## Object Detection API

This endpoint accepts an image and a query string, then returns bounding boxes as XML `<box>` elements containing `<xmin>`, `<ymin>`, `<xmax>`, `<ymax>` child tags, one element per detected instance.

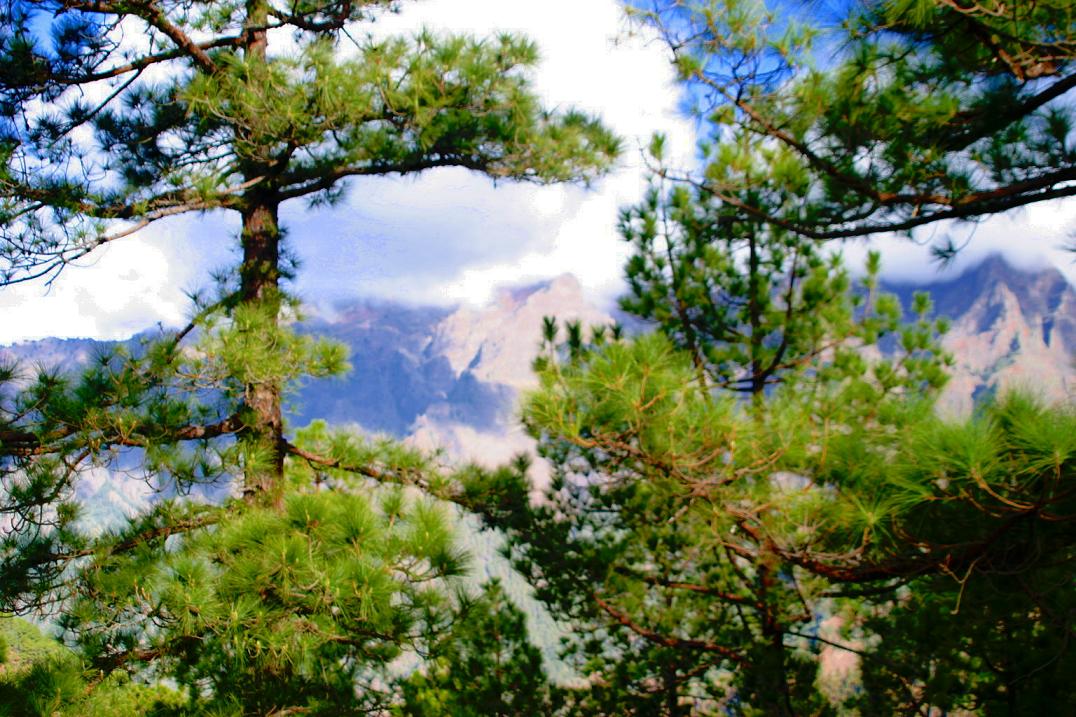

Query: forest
<box><xmin>0</xmin><ymin>0</ymin><xmax>1074</xmax><ymax>714</ymax></box>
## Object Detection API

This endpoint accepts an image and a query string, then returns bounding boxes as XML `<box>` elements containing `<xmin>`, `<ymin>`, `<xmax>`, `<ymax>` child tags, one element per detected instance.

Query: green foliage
<box><xmin>0</xmin><ymin>617</ymin><xmax>182</xmax><ymax>717</ymax></box>
<box><xmin>0</xmin><ymin>291</ymin><xmax>491</xmax><ymax>713</ymax></box>
<box><xmin>0</xmin><ymin>296</ymin><xmax>347</xmax><ymax>607</ymax></box>
<box><xmin>473</xmin><ymin>321</ymin><xmax>1076</xmax><ymax>713</ymax></box>
<box><xmin>1</xmin><ymin>654</ymin><xmax>88</xmax><ymax>717</ymax></box>
<box><xmin>471</xmin><ymin>196</ymin><xmax>1066</xmax><ymax>712</ymax></box>
<box><xmin>629</xmin><ymin>0</ymin><xmax>1075</xmax><ymax>245</ymax></box>
<box><xmin>396</xmin><ymin>580</ymin><xmax>562</xmax><ymax>716</ymax></box>
<box><xmin>483</xmin><ymin>143</ymin><xmax>952</xmax><ymax>710</ymax></box>
<box><xmin>51</xmin><ymin>483</ymin><xmax>466</xmax><ymax>714</ymax></box>
<box><xmin>471</xmin><ymin>334</ymin><xmax>841</xmax><ymax>713</ymax></box>
<box><xmin>0</xmin><ymin>1</ymin><xmax>619</xmax><ymax>284</ymax></box>
<box><xmin>619</xmin><ymin>169</ymin><xmax>951</xmax><ymax>400</ymax></box>
<box><xmin>0</xmin><ymin>617</ymin><xmax>66</xmax><ymax>673</ymax></box>
<box><xmin>2</xmin><ymin>0</ymin><xmax>1073</xmax><ymax>714</ymax></box>
<box><xmin>840</xmin><ymin>394</ymin><xmax>1076</xmax><ymax>714</ymax></box>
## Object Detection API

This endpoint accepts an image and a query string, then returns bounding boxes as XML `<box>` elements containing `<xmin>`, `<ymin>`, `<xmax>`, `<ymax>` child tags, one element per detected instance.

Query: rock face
<box><xmin>300</xmin><ymin>256</ymin><xmax>1076</xmax><ymax>460</ymax></box>
<box><xmin>883</xmin><ymin>255</ymin><xmax>1076</xmax><ymax>415</ymax></box>
<box><xmin>407</xmin><ymin>275</ymin><xmax>611</xmax><ymax>465</ymax></box>
<box><xmin>294</xmin><ymin>274</ymin><xmax>609</xmax><ymax>449</ymax></box>
<box><xmin>3</xmin><ymin>256</ymin><xmax>1074</xmax><ymax>467</ymax></box>
<box><xmin>294</xmin><ymin>302</ymin><xmax>456</xmax><ymax>435</ymax></box>
<box><xmin>431</xmin><ymin>275</ymin><xmax>611</xmax><ymax>393</ymax></box>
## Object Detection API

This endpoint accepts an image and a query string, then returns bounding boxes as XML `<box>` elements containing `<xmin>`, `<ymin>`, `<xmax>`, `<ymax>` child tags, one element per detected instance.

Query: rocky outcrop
<box><xmin>405</xmin><ymin>257</ymin><xmax>1076</xmax><ymax>462</ymax></box>
<box><xmin>430</xmin><ymin>274</ymin><xmax>611</xmax><ymax>392</ymax></box>
<box><xmin>884</xmin><ymin>255</ymin><xmax>1076</xmax><ymax>415</ymax></box>
<box><xmin>5</xmin><ymin>256</ymin><xmax>1073</xmax><ymax>465</ymax></box>
<box><xmin>407</xmin><ymin>274</ymin><xmax>611</xmax><ymax>466</ymax></box>
<box><xmin>292</xmin><ymin>274</ymin><xmax>611</xmax><ymax>467</ymax></box>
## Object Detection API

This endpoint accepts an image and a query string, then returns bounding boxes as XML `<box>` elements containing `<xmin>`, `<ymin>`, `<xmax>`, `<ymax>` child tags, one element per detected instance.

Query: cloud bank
<box><xmin>2</xmin><ymin>1</ymin><xmax>1071</xmax><ymax>343</ymax></box>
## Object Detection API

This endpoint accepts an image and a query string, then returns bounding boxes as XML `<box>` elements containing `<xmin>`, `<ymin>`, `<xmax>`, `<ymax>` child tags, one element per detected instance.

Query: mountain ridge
<box><xmin>4</xmin><ymin>254</ymin><xmax>1073</xmax><ymax>457</ymax></box>
<box><xmin>882</xmin><ymin>256</ymin><xmax>1076</xmax><ymax>415</ymax></box>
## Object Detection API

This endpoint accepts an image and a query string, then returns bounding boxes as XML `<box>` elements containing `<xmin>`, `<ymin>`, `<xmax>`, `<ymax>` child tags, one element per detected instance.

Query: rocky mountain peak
<box><xmin>431</xmin><ymin>273</ymin><xmax>611</xmax><ymax>392</ymax></box>
<box><xmin>887</xmin><ymin>254</ymin><xmax>1075</xmax><ymax>348</ymax></box>
<box><xmin>4</xmin><ymin>255</ymin><xmax>1073</xmax><ymax>458</ymax></box>
<box><xmin>889</xmin><ymin>254</ymin><xmax>1076</xmax><ymax>414</ymax></box>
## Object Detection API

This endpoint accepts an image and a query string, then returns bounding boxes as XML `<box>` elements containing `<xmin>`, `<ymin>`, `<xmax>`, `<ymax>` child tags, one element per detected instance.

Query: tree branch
<box><xmin>594</xmin><ymin>593</ymin><xmax>747</xmax><ymax>664</ymax></box>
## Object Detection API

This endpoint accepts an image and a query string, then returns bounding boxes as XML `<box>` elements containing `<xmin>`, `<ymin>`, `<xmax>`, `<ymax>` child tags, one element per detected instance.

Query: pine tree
<box><xmin>395</xmin><ymin>579</ymin><xmax>562</xmax><ymax>717</ymax></box>
<box><xmin>619</xmin><ymin>133</ymin><xmax>951</xmax><ymax>403</ymax></box>
<box><xmin>629</xmin><ymin>0</ymin><xmax>1075</xmax><ymax>252</ymax></box>
<box><xmin>451</xmin><ymin>2</ymin><xmax>1074</xmax><ymax>711</ymax></box>
<box><xmin>0</xmin><ymin>1</ymin><xmax>617</xmax><ymax>711</ymax></box>
<box><xmin>463</xmin><ymin>77</ymin><xmax>956</xmax><ymax>716</ymax></box>
<box><xmin>458</xmin><ymin>102</ymin><xmax>951</xmax><ymax>713</ymax></box>
<box><xmin>489</xmin><ymin>317</ymin><xmax>947</xmax><ymax>714</ymax></box>
<box><xmin>0</xmin><ymin>0</ymin><xmax>617</xmax><ymax>501</ymax></box>
<box><xmin>467</xmin><ymin>158</ymin><xmax>1073</xmax><ymax>713</ymax></box>
<box><xmin>478</xmin><ymin>286</ymin><xmax>1073</xmax><ymax>714</ymax></box>
<box><xmin>844</xmin><ymin>393</ymin><xmax>1076</xmax><ymax>715</ymax></box>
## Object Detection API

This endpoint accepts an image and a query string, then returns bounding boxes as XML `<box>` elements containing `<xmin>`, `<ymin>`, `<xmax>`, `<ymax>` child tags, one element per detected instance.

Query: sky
<box><xmin>2</xmin><ymin>0</ymin><xmax>1074</xmax><ymax>344</ymax></box>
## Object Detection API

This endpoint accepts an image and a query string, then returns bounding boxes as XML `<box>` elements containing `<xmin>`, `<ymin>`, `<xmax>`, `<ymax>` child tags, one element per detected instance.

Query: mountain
<box><xmin>4</xmin><ymin>255</ymin><xmax>1074</xmax><ymax>465</ymax></box>
<box><xmin>3</xmin><ymin>255</ymin><xmax>1072</xmax><ymax>679</ymax></box>
<box><xmin>883</xmin><ymin>255</ymin><xmax>1076</xmax><ymax>415</ymax></box>
<box><xmin>295</xmin><ymin>274</ymin><xmax>611</xmax><ymax>468</ymax></box>
<box><xmin>317</xmin><ymin>256</ymin><xmax>1076</xmax><ymax>461</ymax></box>
<box><xmin>293</xmin><ymin>302</ymin><xmax>456</xmax><ymax>435</ymax></box>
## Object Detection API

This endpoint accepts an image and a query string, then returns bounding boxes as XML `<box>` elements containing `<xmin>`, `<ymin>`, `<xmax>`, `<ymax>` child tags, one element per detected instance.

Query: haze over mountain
<box><xmin>4</xmin><ymin>255</ymin><xmax>1074</xmax><ymax>468</ymax></box>
<box><xmin>296</xmin><ymin>254</ymin><xmax>1076</xmax><ymax>461</ymax></box>
<box><xmin>885</xmin><ymin>254</ymin><xmax>1076</xmax><ymax>415</ymax></box>
<box><xmin>296</xmin><ymin>274</ymin><xmax>611</xmax><ymax>467</ymax></box>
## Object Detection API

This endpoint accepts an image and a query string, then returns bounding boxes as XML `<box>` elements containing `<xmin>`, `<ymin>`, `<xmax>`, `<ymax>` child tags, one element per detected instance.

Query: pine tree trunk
<box><xmin>757</xmin><ymin>563</ymin><xmax>795</xmax><ymax>717</ymax></box>
<box><xmin>239</xmin><ymin>196</ymin><xmax>286</xmax><ymax>509</ymax></box>
<box><xmin>662</xmin><ymin>660</ymin><xmax>684</xmax><ymax>716</ymax></box>
<box><xmin>236</xmin><ymin>0</ymin><xmax>285</xmax><ymax>509</ymax></box>
<box><xmin>747</xmin><ymin>226</ymin><xmax>766</xmax><ymax>411</ymax></box>
<box><xmin>759</xmin><ymin>631</ymin><xmax>794</xmax><ymax>717</ymax></box>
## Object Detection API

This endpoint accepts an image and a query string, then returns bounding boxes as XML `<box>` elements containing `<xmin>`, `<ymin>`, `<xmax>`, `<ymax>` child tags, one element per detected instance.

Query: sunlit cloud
<box><xmin>3</xmin><ymin>1</ymin><xmax>1071</xmax><ymax>344</ymax></box>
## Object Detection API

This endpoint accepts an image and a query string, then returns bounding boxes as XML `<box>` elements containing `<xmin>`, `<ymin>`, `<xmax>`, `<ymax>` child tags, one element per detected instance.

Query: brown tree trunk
<box><xmin>244</xmin><ymin>0</ymin><xmax>268</xmax><ymax>60</ymax></box>
<box><xmin>236</xmin><ymin>0</ymin><xmax>285</xmax><ymax>509</ymax></box>
<box><xmin>747</xmin><ymin>226</ymin><xmax>766</xmax><ymax>418</ymax></box>
<box><xmin>663</xmin><ymin>660</ymin><xmax>684</xmax><ymax>716</ymax></box>
<box><xmin>239</xmin><ymin>197</ymin><xmax>286</xmax><ymax>509</ymax></box>
<box><xmin>756</xmin><ymin>562</ymin><xmax>795</xmax><ymax>717</ymax></box>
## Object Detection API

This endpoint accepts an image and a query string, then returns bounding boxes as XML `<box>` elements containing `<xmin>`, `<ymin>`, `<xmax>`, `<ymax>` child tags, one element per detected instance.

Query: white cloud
<box><xmin>840</xmin><ymin>198</ymin><xmax>1076</xmax><ymax>285</ymax></box>
<box><xmin>287</xmin><ymin>0</ymin><xmax>696</xmax><ymax>308</ymax></box>
<box><xmin>1</xmin><ymin>214</ymin><xmax>234</xmax><ymax>343</ymax></box>
<box><xmin>3</xmin><ymin>1</ymin><xmax>1071</xmax><ymax>343</ymax></box>
<box><xmin>5</xmin><ymin>1</ymin><xmax>692</xmax><ymax>342</ymax></box>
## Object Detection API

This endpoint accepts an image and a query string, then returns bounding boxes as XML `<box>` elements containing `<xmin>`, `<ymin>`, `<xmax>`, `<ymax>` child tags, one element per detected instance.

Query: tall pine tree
<box><xmin>0</xmin><ymin>1</ymin><xmax>617</xmax><ymax>711</ymax></box>
<box><xmin>0</xmin><ymin>0</ymin><xmax>618</xmax><ymax>501</ymax></box>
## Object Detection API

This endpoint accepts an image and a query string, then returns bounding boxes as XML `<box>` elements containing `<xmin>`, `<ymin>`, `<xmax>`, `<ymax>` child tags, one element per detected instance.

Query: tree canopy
<box><xmin>629</xmin><ymin>0</ymin><xmax>1075</xmax><ymax>252</ymax></box>
<box><xmin>0</xmin><ymin>1</ymin><xmax>618</xmax><ymax>713</ymax></box>
<box><xmin>0</xmin><ymin>0</ymin><xmax>618</xmax><ymax>285</ymax></box>
<box><xmin>2</xmin><ymin>1</ymin><xmax>1075</xmax><ymax>715</ymax></box>
<box><xmin>460</xmin><ymin>3</ymin><xmax>1076</xmax><ymax>712</ymax></box>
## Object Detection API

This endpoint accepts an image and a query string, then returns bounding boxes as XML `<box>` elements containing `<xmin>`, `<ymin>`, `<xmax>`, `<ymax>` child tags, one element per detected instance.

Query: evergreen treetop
<box><xmin>629</xmin><ymin>0</ymin><xmax>1075</xmax><ymax>253</ymax></box>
